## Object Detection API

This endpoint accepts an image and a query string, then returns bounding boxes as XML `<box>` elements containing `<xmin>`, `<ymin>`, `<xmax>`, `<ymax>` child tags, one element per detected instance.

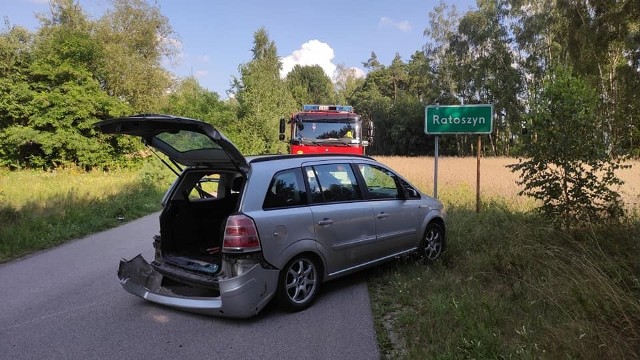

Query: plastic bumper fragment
<box><xmin>117</xmin><ymin>254</ymin><xmax>279</xmax><ymax>318</ymax></box>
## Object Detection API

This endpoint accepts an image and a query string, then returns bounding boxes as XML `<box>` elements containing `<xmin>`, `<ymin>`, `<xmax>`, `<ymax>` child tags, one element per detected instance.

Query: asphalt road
<box><xmin>0</xmin><ymin>213</ymin><xmax>380</xmax><ymax>359</ymax></box>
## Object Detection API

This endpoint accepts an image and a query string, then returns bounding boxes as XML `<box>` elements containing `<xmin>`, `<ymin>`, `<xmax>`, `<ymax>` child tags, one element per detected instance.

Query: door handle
<box><xmin>318</xmin><ymin>219</ymin><xmax>334</xmax><ymax>226</ymax></box>
<box><xmin>376</xmin><ymin>212</ymin><xmax>389</xmax><ymax>220</ymax></box>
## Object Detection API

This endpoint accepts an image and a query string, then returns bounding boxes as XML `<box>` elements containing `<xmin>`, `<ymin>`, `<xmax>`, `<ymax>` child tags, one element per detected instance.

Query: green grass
<box><xmin>0</xmin><ymin>162</ymin><xmax>172</xmax><ymax>261</ymax></box>
<box><xmin>369</xmin><ymin>190</ymin><xmax>640</xmax><ymax>359</ymax></box>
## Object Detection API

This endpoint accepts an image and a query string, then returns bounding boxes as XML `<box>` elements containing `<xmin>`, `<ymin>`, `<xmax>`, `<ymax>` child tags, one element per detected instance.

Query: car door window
<box><xmin>187</xmin><ymin>173</ymin><xmax>220</xmax><ymax>200</ymax></box>
<box><xmin>358</xmin><ymin>164</ymin><xmax>401</xmax><ymax>199</ymax></box>
<box><xmin>263</xmin><ymin>168</ymin><xmax>307</xmax><ymax>209</ymax></box>
<box><xmin>305</xmin><ymin>164</ymin><xmax>360</xmax><ymax>203</ymax></box>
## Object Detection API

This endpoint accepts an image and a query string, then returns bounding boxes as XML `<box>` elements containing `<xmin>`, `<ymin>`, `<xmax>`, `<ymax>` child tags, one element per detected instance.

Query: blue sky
<box><xmin>4</xmin><ymin>0</ymin><xmax>476</xmax><ymax>98</ymax></box>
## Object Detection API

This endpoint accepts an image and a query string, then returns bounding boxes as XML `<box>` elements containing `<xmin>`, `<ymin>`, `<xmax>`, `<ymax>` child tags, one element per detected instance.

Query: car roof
<box><xmin>247</xmin><ymin>153</ymin><xmax>373</xmax><ymax>164</ymax></box>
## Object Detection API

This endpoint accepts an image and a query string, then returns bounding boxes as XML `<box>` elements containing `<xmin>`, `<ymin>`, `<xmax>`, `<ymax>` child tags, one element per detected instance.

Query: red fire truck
<box><xmin>279</xmin><ymin>104</ymin><xmax>373</xmax><ymax>155</ymax></box>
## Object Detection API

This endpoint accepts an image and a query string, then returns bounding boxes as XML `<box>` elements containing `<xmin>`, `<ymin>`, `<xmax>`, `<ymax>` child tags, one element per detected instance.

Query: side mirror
<box><xmin>405</xmin><ymin>187</ymin><xmax>419</xmax><ymax>198</ymax></box>
<box><xmin>365</xmin><ymin>120</ymin><xmax>374</xmax><ymax>145</ymax></box>
<box><xmin>279</xmin><ymin>118</ymin><xmax>286</xmax><ymax>134</ymax></box>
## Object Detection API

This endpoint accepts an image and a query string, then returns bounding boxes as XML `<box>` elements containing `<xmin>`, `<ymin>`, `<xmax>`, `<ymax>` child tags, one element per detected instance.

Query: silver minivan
<box><xmin>97</xmin><ymin>114</ymin><xmax>446</xmax><ymax>318</ymax></box>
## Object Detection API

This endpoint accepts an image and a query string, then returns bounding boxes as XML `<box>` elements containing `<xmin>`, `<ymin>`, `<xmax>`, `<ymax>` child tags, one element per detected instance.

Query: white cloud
<box><xmin>378</xmin><ymin>17</ymin><xmax>411</xmax><ymax>32</ymax></box>
<box><xmin>281</xmin><ymin>40</ymin><xmax>337</xmax><ymax>79</ymax></box>
<box><xmin>196</xmin><ymin>55</ymin><xmax>210</xmax><ymax>63</ymax></box>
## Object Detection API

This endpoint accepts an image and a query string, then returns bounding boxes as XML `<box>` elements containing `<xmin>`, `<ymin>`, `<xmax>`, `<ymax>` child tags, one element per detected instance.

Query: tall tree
<box><xmin>285</xmin><ymin>64</ymin><xmax>335</xmax><ymax>107</ymax></box>
<box><xmin>233</xmin><ymin>27</ymin><xmax>296</xmax><ymax>154</ymax></box>
<box><xmin>362</xmin><ymin>51</ymin><xmax>384</xmax><ymax>71</ymax></box>
<box><xmin>449</xmin><ymin>0</ymin><xmax>523</xmax><ymax>155</ymax></box>
<box><xmin>350</xmin><ymin>79</ymin><xmax>392</xmax><ymax>155</ymax></box>
<box><xmin>0</xmin><ymin>24</ymin><xmax>35</xmax><ymax>130</ymax></box>
<box><xmin>161</xmin><ymin>77</ymin><xmax>237</xmax><ymax>130</ymax></box>
<box><xmin>94</xmin><ymin>0</ymin><xmax>177</xmax><ymax>112</ymax></box>
<box><xmin>424</xmin><ymin>2</ymin><xmax>460</xmax><ymax>102</ymax></box>
<box><xmin>405</xmin><ymin>50</ymin><xmax>436</xmax><ymax>102</ymax></box>
<box><xmin>560</xmin><ymin>0</ymin><xmax>640</xmax><ymax>156</ymax></box>
<box><xmin>334</xmin><ymin>64</ymin><xmax>364</xmax><ymax>104</ymax></box>
<box><xmin>36</xmin><ymin>0</ymin><xmax>89</xmax><ymax>31</ymax></box>
<box><xmin>387</xmin><ymin>53</ymin><xmax>408</xmax><ymax>102</ymax></box>
<box><xmin>358</xmin><ymin>54</ymin><xmax>406</xmax><ymax>101</ymax></box>
<box><xmin>509</xmin><ymin>0</ymin><xmax>640</xmax><ymax>156</ymax></box>
<box><xmin>0</xmin><ymin>0</ymin><xmax>132</xmax><ymax>169</ymax></box>
<box><xmin>423</xmin><ymin>2</ymin><xmax>475</xmax><ymax>155</ymax></box>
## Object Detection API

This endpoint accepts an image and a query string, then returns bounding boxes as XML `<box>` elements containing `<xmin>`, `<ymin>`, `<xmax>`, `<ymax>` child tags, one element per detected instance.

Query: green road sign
<box><xmin>425</xmin><ymin>104</ymin><xmax>493</xmax><ymax>134</ymax></box>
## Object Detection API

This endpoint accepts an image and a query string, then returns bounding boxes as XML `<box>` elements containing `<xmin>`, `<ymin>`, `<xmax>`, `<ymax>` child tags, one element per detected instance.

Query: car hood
<box><xmin>96</xmin><ymin>114</ymin><xmax>248</xmax><ymax>172</ymax></box>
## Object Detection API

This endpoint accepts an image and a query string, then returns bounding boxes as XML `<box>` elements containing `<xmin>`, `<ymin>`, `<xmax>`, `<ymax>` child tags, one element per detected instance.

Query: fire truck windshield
<box><xmin>296</xmin><ymin>121</ymin><xmax>359</xmax><ymax>143</ymax></box>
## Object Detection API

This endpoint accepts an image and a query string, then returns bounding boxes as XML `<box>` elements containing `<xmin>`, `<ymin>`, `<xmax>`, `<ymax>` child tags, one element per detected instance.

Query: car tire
<box><xmin>419</xmin><ymin>222</ymin><xmax>445</xmax><ymax>261</ymax></box>
<box><xmin>278</xmin><ymin>255</ymin><xmax>321</xmax><ymax>312</ymax></box>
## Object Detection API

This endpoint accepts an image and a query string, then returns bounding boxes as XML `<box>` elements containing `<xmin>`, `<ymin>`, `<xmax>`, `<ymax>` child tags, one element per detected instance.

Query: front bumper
<box><xmin>117</xmin><ymin>254</ymin><xmax>279</xmax><ymax>318</ymax></box>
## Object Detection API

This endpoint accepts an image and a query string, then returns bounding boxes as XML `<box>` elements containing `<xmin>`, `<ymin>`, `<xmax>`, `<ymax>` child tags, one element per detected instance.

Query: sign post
<box><xmin>425</xmin><ymin>104</ymin><xmax>493</xmax><ymax>212</ymax></box>
<box><xmin>433</xmin><ymin>135</ymin><xmax>438</xmax><ymax>198</ymax></box>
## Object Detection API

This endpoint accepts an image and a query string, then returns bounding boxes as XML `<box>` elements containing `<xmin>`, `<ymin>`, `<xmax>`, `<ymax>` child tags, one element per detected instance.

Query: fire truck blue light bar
<box><xmin>303</xmin><ymin>104</ymin><xmax>353</xmax><ymax>112</ymax></box>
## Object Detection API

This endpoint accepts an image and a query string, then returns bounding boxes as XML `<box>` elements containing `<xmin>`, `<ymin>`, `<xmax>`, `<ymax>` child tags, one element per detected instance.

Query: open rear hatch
<box><xmin>96</xmin><ymin>114</ymin><xmax>248</xmax><ymax>172</ymax></box>
<box><xmin>97</xmin><ymin>114</ymin><xmax>248</xmax><ymax>292</ymax></box>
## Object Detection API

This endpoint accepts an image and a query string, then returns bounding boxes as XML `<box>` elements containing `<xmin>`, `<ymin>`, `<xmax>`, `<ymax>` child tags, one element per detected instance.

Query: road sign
<box><xmin>425</xmin><ymin>104</ymin><xmax>493</xmax><ymax>134</ymax></box>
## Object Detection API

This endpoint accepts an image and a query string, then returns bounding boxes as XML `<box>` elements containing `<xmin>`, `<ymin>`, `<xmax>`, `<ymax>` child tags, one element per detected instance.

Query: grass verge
<box><xmin>369</xmin><ymin>194</ymin><xmax>640</xmax><ymax>358</ymax></box>
<box><xmin>0</xmin><ymin>163</ymin><xmax>170</xmax><ymax>262</ymax></box>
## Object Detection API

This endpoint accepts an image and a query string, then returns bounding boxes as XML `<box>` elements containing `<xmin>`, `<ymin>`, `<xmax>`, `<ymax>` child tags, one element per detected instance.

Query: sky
<box><xmin>4</xmin><ymin>0</ymin><xmax>477</xmax><ymax>98</ymax></box>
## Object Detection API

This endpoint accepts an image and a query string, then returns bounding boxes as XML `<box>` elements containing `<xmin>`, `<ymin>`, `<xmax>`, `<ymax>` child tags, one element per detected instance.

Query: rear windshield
<box><xmin>156</xmin><ymin>130</ymin><xmax>222</xmax><ymax>153</ymax></box>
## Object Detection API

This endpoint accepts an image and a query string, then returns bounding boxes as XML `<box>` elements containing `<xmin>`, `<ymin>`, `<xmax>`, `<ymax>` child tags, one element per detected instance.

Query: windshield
<box><xmin>296</xmin><ymin>121</ymin><xmax>359</xmax><ymax>142</ymax></box>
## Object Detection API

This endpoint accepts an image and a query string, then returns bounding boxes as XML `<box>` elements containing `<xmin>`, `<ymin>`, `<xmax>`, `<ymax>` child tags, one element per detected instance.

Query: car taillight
<box><xmin>223</xmin><ymin>214</ymin><xmax>261</xmax><ymax>252</ymax></box>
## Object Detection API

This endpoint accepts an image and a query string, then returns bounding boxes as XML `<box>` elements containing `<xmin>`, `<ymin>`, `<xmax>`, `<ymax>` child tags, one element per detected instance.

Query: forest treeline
<box><xmin>1</xmin><ymin>0</ymin><xmax>639</xmax><ymax>170</ymax></box>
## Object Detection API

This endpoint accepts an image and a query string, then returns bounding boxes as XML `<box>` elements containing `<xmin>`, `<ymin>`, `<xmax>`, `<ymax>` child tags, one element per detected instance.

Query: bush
<box><xmin>509</xmin><ymin>66</ymin><xmax>627</xmax><ymax>227</ymax></box>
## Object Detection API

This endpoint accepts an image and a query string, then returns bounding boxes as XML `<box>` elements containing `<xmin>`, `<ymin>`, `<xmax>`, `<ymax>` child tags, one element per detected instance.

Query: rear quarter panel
<box><xmin>241</xmin><ymin>160</ymin><xmax>319</xmax><ymax>270</ymax></box>
<box><xmin>248</xmin><ymin>207</ymin><xmax>316</xmax><ymax>270</ymax></box>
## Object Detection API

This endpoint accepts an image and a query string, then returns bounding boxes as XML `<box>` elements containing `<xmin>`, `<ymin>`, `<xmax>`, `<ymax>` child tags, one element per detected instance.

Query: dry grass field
<box><xmin>374</xmin><ymin>156</ymin><xmax>640</xmax><ymax>210</ymax></box>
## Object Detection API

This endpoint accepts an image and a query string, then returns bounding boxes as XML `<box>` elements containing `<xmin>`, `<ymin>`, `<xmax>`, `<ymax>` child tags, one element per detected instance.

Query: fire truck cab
<box><xmin>279</xmin><ymin>105</ymin><xmax>373</xmax><ymax>155</ymax></box>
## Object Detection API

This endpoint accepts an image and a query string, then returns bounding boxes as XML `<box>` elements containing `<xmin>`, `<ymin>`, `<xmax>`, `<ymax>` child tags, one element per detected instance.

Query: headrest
<box><xmin>231</xmin><ymin>176</ymin><xmax>244</xmax><ymax>192</ymax></box>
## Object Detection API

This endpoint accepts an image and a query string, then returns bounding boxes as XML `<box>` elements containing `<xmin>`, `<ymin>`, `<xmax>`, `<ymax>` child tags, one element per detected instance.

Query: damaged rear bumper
<box><xmin>117</xmin><ymin>254</ymin><xmax>279</xmax><ymax>318</ymax></box>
